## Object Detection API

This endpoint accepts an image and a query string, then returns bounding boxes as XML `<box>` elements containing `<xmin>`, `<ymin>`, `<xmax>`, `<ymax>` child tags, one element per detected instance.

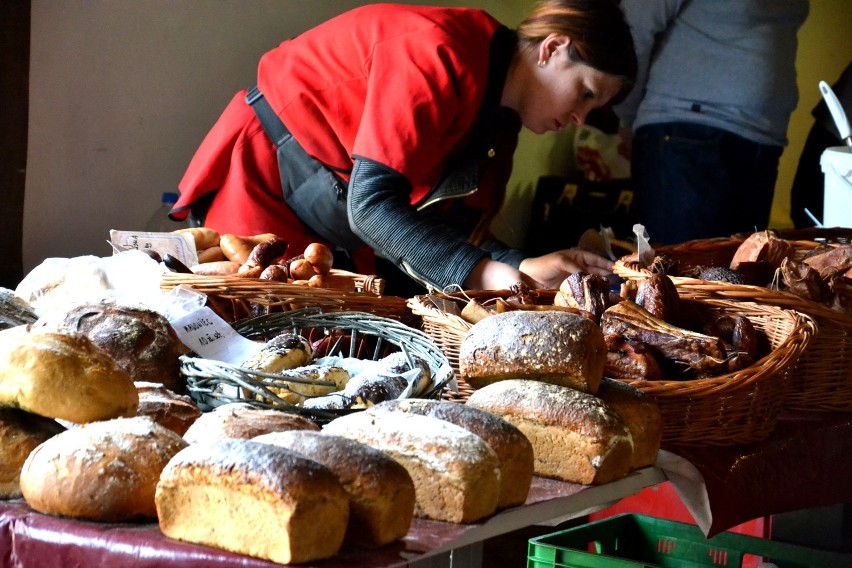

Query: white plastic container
<box><xmin>820</xmin><ymin>146</ymin><xmax>852</xmax><ymax>228</ymax></box>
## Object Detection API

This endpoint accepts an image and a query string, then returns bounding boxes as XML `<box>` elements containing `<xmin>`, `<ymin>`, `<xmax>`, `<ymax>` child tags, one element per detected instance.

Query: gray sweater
<box><xmin>616</xmin><ymin>0</ymin><xmax>809</xmax><ymax>146</ymax></box>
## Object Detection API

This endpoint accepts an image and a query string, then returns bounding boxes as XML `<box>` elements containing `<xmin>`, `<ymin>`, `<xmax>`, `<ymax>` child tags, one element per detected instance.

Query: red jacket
<box><xmin>174</xmin><ymin>4</ymin><xmax>517</xmax><ymax>276</ymax></box>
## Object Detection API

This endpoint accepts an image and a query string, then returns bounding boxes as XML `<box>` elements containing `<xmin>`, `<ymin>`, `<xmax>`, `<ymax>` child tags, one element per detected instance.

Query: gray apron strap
<box><xmin>245</xmin><ymin>85</ymin><xmax>364</xmax><ymax>250</ymax></box>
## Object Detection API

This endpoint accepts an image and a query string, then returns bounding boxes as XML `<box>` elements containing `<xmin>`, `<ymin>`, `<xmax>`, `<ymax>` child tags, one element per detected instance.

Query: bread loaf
<box><xmin>596</xmin><ymin>378</ymin><xmax>662</xmax><ymax>469</ymax></box>
<box><xmin>466</xmin><ymin>379</ymin><xmax>633</xmax><ymax>485</ymax></box>
<box><xmin>0</xmin><ymin>408</ymin><xmax>65</xmax><ymax>498</ymax></box>
<box><xmin>459</xmin><ymin>310</ymin><xmax>607</xmax><ymax>394</ymax></box>
<box><xmin>252</xmin><ymin>430</ymin><xmax>415</xmax><ymax>548</ymax></box>
<box><xmin>135</xmin><ymin>382</ymin><xmax>202</xmax><ymax>437</ymax></box>
<box><xmin>182</xmin><ymin>402</ymin><xmax>318</xmax><ymax>444</ymax></box>
<box><xmin>156</xmin><ymin>439</ymin><xmax>349</xmax><ymax>564</ymax></box>
<box><xmin>0</xmin><ymin>326</ymin><xmax>138</xmax><ymax>423</ymax></box>
<box><xmin>368</xmin><ymin>399</ymin><xmax>533</xmax><ymax>508</ymax></box>
<box><xmin>0</xmin><ymin>287</ymin><xmax>38</xmax><ymax>331</ymax></box>
<box><xmin>20</xmin><ymin>416</ymin><xmax>187</xmax><ymax>521</ymax></box>
<box><xmin>42</xmin><ymin>303</ymin><xmax>189</xmax><ymax>393</ymax></box>
<box><xmin>323</xmin><ymin>411</ymin><xmax>501</xmax><ymax>523</ymax></box>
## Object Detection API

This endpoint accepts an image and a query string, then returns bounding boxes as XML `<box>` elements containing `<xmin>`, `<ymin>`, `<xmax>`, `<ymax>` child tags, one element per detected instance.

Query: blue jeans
<box><xmin>631</xmin><ymin>123</ymin><xmax>782</xmax><ymax>244</ymax></box>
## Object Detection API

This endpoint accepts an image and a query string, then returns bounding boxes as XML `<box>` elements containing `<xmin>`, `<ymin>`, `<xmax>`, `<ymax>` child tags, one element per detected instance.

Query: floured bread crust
<box><xmin>459</xmin><ymin>310</ymin><xmax>607</xmax><ymax>394</ymax></box>
<box><xmin>467</xmin><ymin>379</ymin><xmax>633</xmax><ymax>485</ymax></box>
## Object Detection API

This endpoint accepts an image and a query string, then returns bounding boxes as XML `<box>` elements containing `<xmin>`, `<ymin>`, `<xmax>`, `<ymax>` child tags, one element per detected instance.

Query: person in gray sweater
<box><xmin>615</xmin><ymin>0</ymin><xmax>809</xmax><ymax>244</ymax></box>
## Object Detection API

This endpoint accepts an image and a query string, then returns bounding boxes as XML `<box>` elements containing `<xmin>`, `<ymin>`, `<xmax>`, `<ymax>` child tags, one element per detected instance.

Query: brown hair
<box><xmin>516</xmin><ymin>0</ymin><xmax>637</xmax><ymax>102</ymax></box>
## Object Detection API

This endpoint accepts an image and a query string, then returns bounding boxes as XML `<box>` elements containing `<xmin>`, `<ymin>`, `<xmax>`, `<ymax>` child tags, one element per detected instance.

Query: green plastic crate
<box><xmin>527</xmin><ymin>514</ymin><xmax>852</xmax><ymax>568</ymax></box>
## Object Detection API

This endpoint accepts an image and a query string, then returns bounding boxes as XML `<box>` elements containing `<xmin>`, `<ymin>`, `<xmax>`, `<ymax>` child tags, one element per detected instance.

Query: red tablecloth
<box><xmin>0</xmin><ymin>470</ymin><xmax>665</xmax><ymax>568</ymax></box>
<box><xmin>663</xmin><ymin>412</ymin><xmax>852</xmax><ymax>537</ymax></box>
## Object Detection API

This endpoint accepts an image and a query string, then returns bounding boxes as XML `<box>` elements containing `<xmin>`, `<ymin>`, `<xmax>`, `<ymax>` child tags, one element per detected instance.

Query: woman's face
<box><xmin>512</xmin><ymin>36</ymin><xmax>625</xmax><ymax>135</ymax></box>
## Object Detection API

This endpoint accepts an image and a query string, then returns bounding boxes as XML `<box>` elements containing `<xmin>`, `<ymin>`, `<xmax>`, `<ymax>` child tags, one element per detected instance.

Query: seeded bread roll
<box><xmin>0</xmin><ymin>408</ymin><xmax>65</xmax><ymax>498</ymax></box>
<box><xmin>135</xmin><ymin>382</ymin><xmax>202</xmax><ymax>437</ymax></box>
<box><xmin>19</xmin><ymin>416</ymin><xmax>187</xmax><ymax>521</ymax></box>
<box><xmin>596</xmin><ymin>377</ymin><xmax>662</xmax><ymax>470</ymax></box>
<box><xmin>253</xmin><ymin>430</ymin><xmax>415</xmax><ymax>548</ymax></box>
<box><xmin>42</xmin><ymin>303</ymin><xmax>189</xmax><ymax>393</ymax></box>
<box><xmin>368</xmin><ymin>399</ymin><xmax>533</xmax><ymax>508</ymax></box>
<box><xmin>0</xmin><ymin>325</ymin><xmax>138</xmax><ymax>423</ymax></box>
<box><xmin>466</xmin><ymin>379</ymin><xmax>633</xmax><ymax>485</ymax></box>
<box><xmin>459</xmin><ymin>310</ymin><xmax>607</xmax><ymax>395</ymax></box>
<box><xmin>155</xmin><ymin>439</ymin><xmax>349</xmax><ymax>565</ymax></box>
<box><xmin>182</xmin><ymin>402</ymin><xmax>318</xmax><ymax>444</ymax></box>
<box><xmin>323</xmin><ymin>411</ymin><xmax>501</xmax><ymax>523</ymax></box>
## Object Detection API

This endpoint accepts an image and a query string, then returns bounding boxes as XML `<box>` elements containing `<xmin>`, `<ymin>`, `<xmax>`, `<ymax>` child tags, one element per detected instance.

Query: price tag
<box><xmin>109</xmin><ymin>230</ymin><xmax>198</xmax><ymax>267</ymax></box>
<box><xmin>170</xmin><ymin>306</ymin><xmax>262</xmax><ymax>364</ymax></box>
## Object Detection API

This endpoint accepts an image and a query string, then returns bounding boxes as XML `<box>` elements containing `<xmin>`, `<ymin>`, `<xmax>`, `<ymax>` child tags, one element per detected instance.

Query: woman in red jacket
<box><xmin>172</xmin><ymin>1</ymin><xmax>637</xmax><ymax>293</ymax></box>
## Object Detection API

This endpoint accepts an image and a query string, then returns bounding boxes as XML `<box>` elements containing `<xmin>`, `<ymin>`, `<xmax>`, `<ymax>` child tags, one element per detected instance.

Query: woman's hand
<box><xmin>464</xmin><ymin>258</ymin><xmax>530</xmax><ymax>291</ymax></box>
<box><xmin>519</xmin><ymin>249</ymin><xmax>614</xmax><ymax>289</ymax></box>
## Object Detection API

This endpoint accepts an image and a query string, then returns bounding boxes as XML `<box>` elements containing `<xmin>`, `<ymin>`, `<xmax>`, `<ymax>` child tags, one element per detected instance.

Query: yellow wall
<box><xmin>772</xmin><ymin>0</ymin><xmax>851</xmax><ymax>229</ymax></box>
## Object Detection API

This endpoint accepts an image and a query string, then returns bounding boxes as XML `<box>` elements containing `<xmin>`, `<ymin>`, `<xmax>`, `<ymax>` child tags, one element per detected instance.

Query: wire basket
<box><xmin>407</xmin><ymin>288</ymin><xmax>557</xmax><ymax>402</ymax></box>
<box><xmin>410</xmin><ymin>290</ymin><xmax>814</xmax><ymax>445</ymax></box>
<box><xmin>614</xmin><ymin>232</ymin><xmax>852</xmax><ymax>413</ymax></box>
<box><xmin>161</xmin><ymin>269</ymin><xmax>415</xmax><ymax>325</ymax></box>
<box><xmin>181</xmin><ymin>308</ymin><xmax>454</xmax><ymax>424</ymax></box>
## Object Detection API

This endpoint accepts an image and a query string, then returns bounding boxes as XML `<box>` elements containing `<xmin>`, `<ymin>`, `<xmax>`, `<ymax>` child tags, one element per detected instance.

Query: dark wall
<box><xmin>0</xmin><ymin>0</ymin><xmax>30</xmax><ymax>288</ymax></box>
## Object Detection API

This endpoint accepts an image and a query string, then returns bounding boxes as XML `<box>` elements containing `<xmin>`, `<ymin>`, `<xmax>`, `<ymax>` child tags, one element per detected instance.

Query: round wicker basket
<box><xmin>409</xmin><ymin>290</ymin><xmax>814</xmax><ymax>445</ymax></box>
<box><xmin>161</xmin><ymin>270</ymin><xmax>415</xmax><ymax>325</ymax></box>
<box><xmin>181</xmin><ymin>308</ymin><xmax>454</xmax><ymax>424</ymax></box>
<box><xmin>613</xmin><ymin>231</ymin><xmax>852</xmax><ymax>413</ymax></box>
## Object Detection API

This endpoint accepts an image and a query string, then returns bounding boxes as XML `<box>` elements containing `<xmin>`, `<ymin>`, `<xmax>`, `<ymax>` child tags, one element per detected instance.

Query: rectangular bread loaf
<box><xmin>155</xmin><ymin>439</ymin><xmax>349</xmax><ymax>565</ymax></box>
<box><xmin>466</xmin><ymin>379</ymin><xmax>633</xmax><ymax>485</ymax></box>
<box><xmin>251</xmin><ymin>429</ymin><xmax>416</xmax><ymax>549</ymax></box>
<box><xmin>323</xmin><ymin>411</ymin><xmax>501</xmax><ymax>523</ymax></box>
<box><xmin>596</xmin><ymin>377</ymin><xmax>662</xmax><ymax>469</ymax></box>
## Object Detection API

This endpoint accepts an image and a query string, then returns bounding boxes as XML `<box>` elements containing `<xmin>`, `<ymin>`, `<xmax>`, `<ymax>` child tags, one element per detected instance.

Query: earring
<box><xmin>538</xmin><ymin>59</ymin><xmax>547</xmax><ymax>67</ymax></box>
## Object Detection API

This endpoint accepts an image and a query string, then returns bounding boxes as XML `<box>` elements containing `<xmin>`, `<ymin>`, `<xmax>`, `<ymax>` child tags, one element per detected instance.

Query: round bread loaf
<box><xmin>156</xmin><ymin>439</ymin><xmax>349</xmax><ymax>565</ymax></box>
<box><xmin>323</xmin><ymin>411</ymin><xmax>501</xmax><ymax>523</ymax></box>
<box><xmin>466</xmin><ymin>379</ymin><xmax>633</xmax><ymax>485</ymax></box>
<box><xmin>45</xmin><ymin>303</ymin><xmax>189</xmax><ymax>393</ymax></box>
<box><xmin>459</xmin><ymin>310</ymin><xmax>607</xmax><ymax>395</ymax></box>
<box><xmin>182</xmin><ymin>402</ymin><xmax>319</xmax><ymax>444</ymax></box>
<box><xmin>0</xmin><ymin>287</ymin><xmax>38</xmax><ymax>331</ymax></box>
<box><xmin>0</xmin><ymin>408</ymin><xmax>65</xmax><ymax>498</ymax></box>
<box><xmin>253</xmin><ymin>430</ymin><xmax>416</xmax><ymax>548</ymax></box>
<box><xmin>19</xmin><ymin>416</ymin><xmax>187</xmax><ymax>521</ymax></box>
<box><xmin>368</xmin><ymin>399</ymin><xmax>534</xmax><ymax>509</ymax></box>
<box><xmin>0</xmin><ymin>326</ymin><xmax>138</xmax><ymax>423</ymax></box>
<box><xmin>135</xmin><ymin>381</ymin><xmax>202</xmax><ymax>436</ymax></box>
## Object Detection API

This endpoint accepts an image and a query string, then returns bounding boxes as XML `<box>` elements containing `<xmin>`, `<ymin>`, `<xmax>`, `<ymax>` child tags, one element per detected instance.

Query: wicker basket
<box><xmin>614</xmin><ymin>233</ymin><xmax>852</xmax><ymax>412</ymax></box>
<box><xmin>181</xmin><ymin>308</ymin><xmax>454</xmax><ymax>424</ymax></box>
<box><xmin>410</xmin><ymin>290</ymin><xmax>814</xmax><ymax>445</ymax></box>
<box><xmin>161</xmin><ymin>269</ymin><xmax>415</xmax><ymax>325</ymax></box>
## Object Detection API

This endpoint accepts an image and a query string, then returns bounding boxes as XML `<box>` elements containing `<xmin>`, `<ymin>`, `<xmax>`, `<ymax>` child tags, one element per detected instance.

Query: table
<box><xmin>0</xmin><ymin>468</ymin><xmax>666</xmax><ymax>568</ymax></box>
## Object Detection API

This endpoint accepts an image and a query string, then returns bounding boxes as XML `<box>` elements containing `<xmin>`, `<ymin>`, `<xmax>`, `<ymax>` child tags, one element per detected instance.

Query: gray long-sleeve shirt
<box><xmin>616</xmin><ymin>0</ymin><xmax>809</xmax><ymax>146</ymax></box>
